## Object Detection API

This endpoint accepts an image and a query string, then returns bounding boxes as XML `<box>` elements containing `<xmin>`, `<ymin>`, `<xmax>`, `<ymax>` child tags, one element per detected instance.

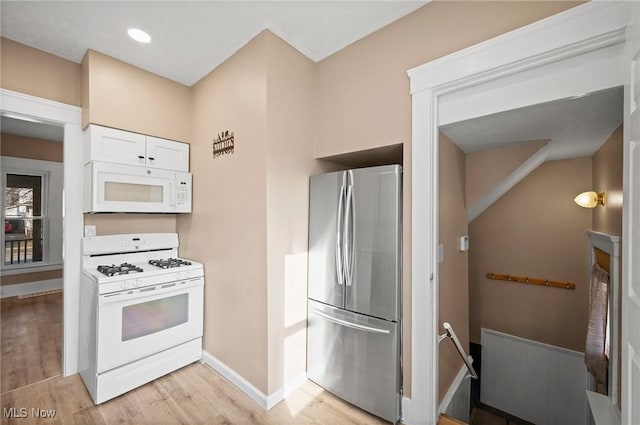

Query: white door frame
<box><xmin>1</xmin><ymin>89</ymin><xmax>84</xmax><ymax>376</ymax></box>
<box><xmin>407</xmin><ymin>3</ymin><xmax>629</xmax><ymax>424</ymax></box>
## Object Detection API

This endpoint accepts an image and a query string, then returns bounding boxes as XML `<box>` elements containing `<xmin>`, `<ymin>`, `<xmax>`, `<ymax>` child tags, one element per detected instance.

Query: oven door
<box><xmin>96</xmin><ymin>277</ymin><xmax>203</xmax><ymax>373</ymax></box>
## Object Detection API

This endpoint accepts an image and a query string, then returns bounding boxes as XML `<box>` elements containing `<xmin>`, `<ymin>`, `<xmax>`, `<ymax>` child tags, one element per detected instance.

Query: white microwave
<box><xmin>84</xmin><ymin>161</ymin><xmax>192</xmax><ymax>213</ymax></box>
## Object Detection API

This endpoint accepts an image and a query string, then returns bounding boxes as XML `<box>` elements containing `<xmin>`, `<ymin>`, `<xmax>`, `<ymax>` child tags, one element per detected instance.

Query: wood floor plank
<box><xmin>1</xmin><ymin>293</ymin><xmax>62</xmax><ymax>394</ymax></box>
<box><xmin>1</xmin><ymin>294</ymin><xmax>394</xmax><ymax>425</ymax></box>
<box><xmin>1</xmin><ymin>362</ymin><xmax>393</xmax><ymax>425</ymax></box>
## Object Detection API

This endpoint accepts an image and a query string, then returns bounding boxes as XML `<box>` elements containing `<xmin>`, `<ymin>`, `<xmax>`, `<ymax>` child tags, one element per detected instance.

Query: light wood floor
<box><xmin>1</xmin><ymin>292</ymin><xmax>62</xmax><ymax>394</ymax></box>
<box><xmin>0</xmin><ymin>362</ymin><xmax>391</xmax><ymax>425</ymax></box>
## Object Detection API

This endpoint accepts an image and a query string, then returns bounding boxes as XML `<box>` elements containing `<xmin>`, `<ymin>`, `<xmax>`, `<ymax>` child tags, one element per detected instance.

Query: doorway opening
<box><xmin>0</xmin><ymin>88</ymin><xmax>84</xmax><ymax>381</ymax></box>
<box><xmin>407</xmin><ymin>2</ymin><xmax>630</xmax><ymax>424</ymax></box>
<box><xmin>1</xmin><ymin>116</ymin><xmax>65</xmax><ymax>393</ymax></box>
<box><xmin>436</xmin><ymin>87</ymin><xmax>623</xmax><ymax>424</ymax></box>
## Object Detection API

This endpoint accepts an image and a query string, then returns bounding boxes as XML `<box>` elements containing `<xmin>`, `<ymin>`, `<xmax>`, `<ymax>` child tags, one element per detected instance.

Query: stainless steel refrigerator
<box><xmin>307</xmin><ymin>164</ymin><xmax>402</xmax><ymax>423</ymax></box>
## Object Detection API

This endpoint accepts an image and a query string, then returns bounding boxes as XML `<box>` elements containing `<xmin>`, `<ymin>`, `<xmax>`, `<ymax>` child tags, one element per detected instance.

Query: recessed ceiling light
<box><xmin>128</xmin><ymin>28</ymin><xmax>151</xmax><ymax>44</ymax></box>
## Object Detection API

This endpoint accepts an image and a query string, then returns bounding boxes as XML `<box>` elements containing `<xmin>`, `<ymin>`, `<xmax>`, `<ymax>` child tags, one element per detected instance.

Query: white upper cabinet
<box><xmin>85</xmin><ymin>125</ymin><xmax>146</xmax><ymax>167</ymax></box>
<box><xmin>85</xmin><ymin>125</ymin><xmax>189</xmax><ymax>172</ymax></box>
<box><xmin>145</xmin><ymin>136</ymin><xmax>189</xmax><ymax>172</ymax></box>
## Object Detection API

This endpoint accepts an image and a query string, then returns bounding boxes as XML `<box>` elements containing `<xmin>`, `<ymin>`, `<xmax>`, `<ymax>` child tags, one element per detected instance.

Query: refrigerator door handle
<box><xmin>335</xmin><ymin>183</ymin><xmax>346</xmax><ymax>285</ymax></box>
<box><xmin>311</xmin><ymin>308</ymin><xmax>390</xmax><ymax>335</ymax></box>
<box><xmin>344</xmin><ymin>171</ymin><xmax>355</xmax><ymax>286</ymax></box>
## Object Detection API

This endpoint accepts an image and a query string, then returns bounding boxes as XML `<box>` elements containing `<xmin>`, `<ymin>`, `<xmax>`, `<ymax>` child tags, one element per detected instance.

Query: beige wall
<box><xmin>83</xmin><ymin>214</ymin><xmax>176</xmax><ymax>235</ymax></box>
<box><xmin>468</xmin><ymin>158</ymin><xmax>592</xmax><ymax>351</ymax></box>
<box><xmin>178</xmin><ymin>30</ymin><xmax>332</xmax><ymax>396</ymax></box>
<box><xmin>1</xmin><ymin>133</ymin><xmax>63</xmax><ymax>162</ymax></box>
<box><xmin>2</xmin><ymin>0</ymin><xmax>588</xmax><ymax>401</ymax></box>
<box><xmin>314</xmin><ymin>0</ymin><xmax>583</xmax><ymax>397</ymax></box>
<box><xmin>315</xmin><ymin>1</ymin><xmax>581</xmax><ymax>397</ymax></box>
<box><xmin>465</xmin><ymin>141</ymin><xmax>548</xmax><ymax>208</ymax></box>
<box><xmin>593</xmin><ymin>125</ymin><xmax>623</xmax><ymax>236</ymax></box>
<box><xmin>178</xmin><ymin>32</ymin><xmax>270</xmax><ymax>393</ymax></box>
<box><xmin>314</xmin><ymin>1</ymin><xmax>581</xmax><ymax>158</ymax></box>
<box><xmin>264</xmin><ymin>32</ymin><xmax>321</xmax><ymax>394</ymax></box>
<box><xmin>438</xmin><ymin>135</ymin><xmax>469</xmax><ymax>402</ymax></box>
<box><xmin>81</xmin><ymin>49</ymin><xmax>194</xmax><ymax>234</ymax></box>
<box><xmin>81</xmin><ymin>50</ymin><xmax>191</xmax><ymax>142</ymax></box>
<box><xmin>1</xmin><ymin>38</ymin><xmax>81</xmax><ymax>106</ymax></box>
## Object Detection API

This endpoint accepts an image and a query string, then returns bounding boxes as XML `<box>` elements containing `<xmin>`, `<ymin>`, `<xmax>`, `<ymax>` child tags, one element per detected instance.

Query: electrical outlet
<box><xmin>459</xmin><ymin>235</ymin><xmax>469</xmax><ymax>251</ymax></box>
<box><xmin>438</xmin><ymin>244</ymin><xmax>445</xmax><ymax>263</ymax></box>
<box><xmin>84</xmin><ymin>225</ymin><xmax>96</xmax><ymax>237</ymax></box>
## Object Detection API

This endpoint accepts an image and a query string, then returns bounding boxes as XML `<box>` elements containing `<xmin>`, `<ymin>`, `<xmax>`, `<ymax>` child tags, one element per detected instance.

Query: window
<box><xmin>1</xmin><ymin>156</ymin><xmax>63</xmax><ymax>273</ymax></box>
<box><xmin>4</xmin><ymin>173</ymin><xmax>47</xmax><ymax>265</ymax></box>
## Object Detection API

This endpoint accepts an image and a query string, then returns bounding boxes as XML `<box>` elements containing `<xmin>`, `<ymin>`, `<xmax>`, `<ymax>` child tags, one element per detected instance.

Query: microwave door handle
<box><xmin>169</xmin><ymin>180</ymin><xmax>176</xmax><ymax>206</ymax></box>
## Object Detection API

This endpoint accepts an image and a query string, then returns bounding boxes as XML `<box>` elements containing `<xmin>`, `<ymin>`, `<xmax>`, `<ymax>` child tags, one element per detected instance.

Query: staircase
<box><xmin>470</xmin><ymin>403</ymin><xmax>535</xmax><ymax>425</ymax></box>
<box><xmin>438</xmin><ymin>403</ymin><xmax>535</xmax><ymax>425</ymax></box>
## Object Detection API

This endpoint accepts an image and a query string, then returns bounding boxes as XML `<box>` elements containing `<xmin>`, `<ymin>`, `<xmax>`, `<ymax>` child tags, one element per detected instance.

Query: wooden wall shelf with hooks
<box><xmin>486</xmin><ymin>272</ymin><xmax>575</xmax><ymax>290</ymax></box>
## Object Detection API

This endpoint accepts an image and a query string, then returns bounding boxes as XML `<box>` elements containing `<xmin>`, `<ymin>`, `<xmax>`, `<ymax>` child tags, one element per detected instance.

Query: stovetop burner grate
<box><xmin>97</xmin><ymin>263</ymin><xmax>144</xmax><ymax>277</ymax></box>
<box><xmin>148</xmin><ymin>258</ymin><xmax>192</xmax><ymax>269</ymax></box>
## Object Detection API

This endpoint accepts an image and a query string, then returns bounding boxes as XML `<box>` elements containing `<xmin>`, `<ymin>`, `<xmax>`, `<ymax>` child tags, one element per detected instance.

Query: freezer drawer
<box><xmin>307</xmin><ymin>300</ymin><xmax>400</xmax><ymax>423</ymax></box>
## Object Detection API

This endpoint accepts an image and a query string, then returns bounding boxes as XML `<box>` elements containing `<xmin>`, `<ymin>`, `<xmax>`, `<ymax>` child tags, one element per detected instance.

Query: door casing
<box><xmin>407</xmin><ymin>3</ymin><xmax>631</xmax><ymax>423</ymax></box>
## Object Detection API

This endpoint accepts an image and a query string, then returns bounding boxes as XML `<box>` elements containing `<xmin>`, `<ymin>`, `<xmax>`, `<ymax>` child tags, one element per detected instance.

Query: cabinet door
<box><xmin>145</xmin><ymin>136</ymin><xmax>189</xmax><ymax>171</ymax></box>
<box><xmin>87</xmin><ymin>125</ymin><xmax>146</xmax><ymax>167</ymax></box>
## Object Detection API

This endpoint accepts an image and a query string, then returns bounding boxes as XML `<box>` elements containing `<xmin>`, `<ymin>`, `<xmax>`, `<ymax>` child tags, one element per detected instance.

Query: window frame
<box><xmin>1</xmin><ymin>156</ymin><xmax>62</xmax><ymax>274</ymax></box>
<box><xmin>3</xmin><ymin>170</ymin><xmax>49</xmax><ymax>266</ymax></box>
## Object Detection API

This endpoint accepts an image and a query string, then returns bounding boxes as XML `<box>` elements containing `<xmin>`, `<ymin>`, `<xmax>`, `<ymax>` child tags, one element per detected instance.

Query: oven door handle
<box><xmin>99</xmin><ymin>277</ymin><xmax>203</xmax><ymax>305</ymax></box>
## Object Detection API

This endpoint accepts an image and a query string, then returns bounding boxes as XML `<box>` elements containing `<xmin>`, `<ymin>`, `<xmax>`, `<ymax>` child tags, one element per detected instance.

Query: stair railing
<box><xmin>438</xmin><ymin>322</ymin><xmax>478</xmax><ymax>380</ymax></box>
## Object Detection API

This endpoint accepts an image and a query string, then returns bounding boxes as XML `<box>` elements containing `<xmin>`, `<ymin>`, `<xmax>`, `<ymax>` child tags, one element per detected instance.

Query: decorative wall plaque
<box><xmin>212</xmin><ymin>131</ymin><xmax>234</xmax><ymax>158</ymax></box>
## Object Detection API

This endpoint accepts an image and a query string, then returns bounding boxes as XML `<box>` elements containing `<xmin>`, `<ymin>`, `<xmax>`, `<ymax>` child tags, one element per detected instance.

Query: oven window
<box><xmin>122</xmin><ymin>294</ymin><xmax>188</xmax><ymax>341</ymax></box>
<box><xmin>104</xmin><ymin>182</ymin><xmax>163</xmax><ymax>203</ymax></box>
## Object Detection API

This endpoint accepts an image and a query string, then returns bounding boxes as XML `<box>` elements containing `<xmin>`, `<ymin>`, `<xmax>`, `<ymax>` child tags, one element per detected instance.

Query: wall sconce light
<box><xmin>574</xmin><ymin>191</ymin><xmax>605</xmax><ymax>208</ymax></box>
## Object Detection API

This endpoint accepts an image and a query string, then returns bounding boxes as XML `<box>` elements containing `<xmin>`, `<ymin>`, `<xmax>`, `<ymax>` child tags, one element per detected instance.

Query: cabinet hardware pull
<box><xmin>138</xmin><ymin>155</ymin><xmax>144</xmax><ymax>159</ymax></box>
<box><xmin>149</xmin><ymin>157</ymin><xmax>155</xmax><ymax>161</ymax></box>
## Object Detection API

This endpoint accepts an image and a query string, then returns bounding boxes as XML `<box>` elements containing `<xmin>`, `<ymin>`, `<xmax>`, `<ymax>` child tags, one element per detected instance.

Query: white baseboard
<box><xmin>402</xmin><ymin>396</ymin><xmax>413</xmax><ymax>424</ymax></box>
<box><xmin>0</xmin><ymin>278</ymin><xmax>63</xmax><ymax>298</ymax></box>
<box><xmin>201</xmin><ymin>350</ymin><xmax>308</xmax><ymax>411</ymax></box>
<box><xmin>265</xmin><ymin>371</ymin><xmax>308</xmax><ymax>410</ymax></box>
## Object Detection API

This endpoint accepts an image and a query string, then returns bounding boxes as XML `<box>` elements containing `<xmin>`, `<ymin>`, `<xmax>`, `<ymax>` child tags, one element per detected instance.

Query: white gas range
<box><xmin>79</xmin><ymin>233</ymin><xmax>204</xmax><ymax>404</ymax></box>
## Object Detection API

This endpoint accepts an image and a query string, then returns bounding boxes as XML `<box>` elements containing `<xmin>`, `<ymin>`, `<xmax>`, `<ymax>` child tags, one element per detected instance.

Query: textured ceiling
<box><xmin>1</xmin><ymin>116</ymin><xmax>64</xmax><ymax>142</ymax></box>
<box><xmin>440</xmin><ymin>87</ymin><xmax>624</xmax><ymax>159</ymax></box>
<box><xmin>0</xmin><ymin>1</ymin><xmax>428</xmax><ymax>86</ymax></box>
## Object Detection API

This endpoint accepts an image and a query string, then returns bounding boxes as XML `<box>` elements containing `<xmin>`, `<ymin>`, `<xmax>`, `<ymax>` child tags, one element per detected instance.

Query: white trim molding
<box><xmin>467</xmin><ymin>144</ymin><xmax>551</xmax><ymax>222</ymax></box>
<box><xmin>201</xmin><ymin>350</ymin><xmax>308</xmax><ymax>411</ymax></box>
<box><xmin>407</xmin><ymin>3</ymin><xmax>629</xmax><ymax>424</ymax></box>
<box><xmin>401</xmin><ymin>396</ymin><xmax>414</xmax><ymax>424</ymax></box>
<box><xmin>1</xmin><ymin>263</ymin><xmax>62</xmax><ymax>276</ymax></box>
<box><xmin>1</xmin><ymin>88</ymin><xmax>83</xmax><ymax>376</ymax></box>
<box><xmin>0</xmin><ymin>278</ymin><xmax>63</xmax><ymax>298</ymax></box>
<box><xmin>587</xmin><ymin>230</ymin><xmax>621</xmax><ymax>408</ymax></box>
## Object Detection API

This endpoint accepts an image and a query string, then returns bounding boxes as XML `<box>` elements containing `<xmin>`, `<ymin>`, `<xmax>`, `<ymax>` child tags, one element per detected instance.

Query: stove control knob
<box><xmin>121</xmin><ymin>280</ymin><xmax>131</xmax><ymax>290</ymax></box>
<box><xmin>133</xmin><ymin>279</ymin><xmax>141</xmax><ymax>288</ymax></box>
<box><xmin>174</xmin><ymin>273</ymin><xmax>181</xmax><ymax>281</ymax></box>
<box><xmin>180</xmin><ymin>271</ymin><xmax>189</xmax><ymax>280</ymax></box>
